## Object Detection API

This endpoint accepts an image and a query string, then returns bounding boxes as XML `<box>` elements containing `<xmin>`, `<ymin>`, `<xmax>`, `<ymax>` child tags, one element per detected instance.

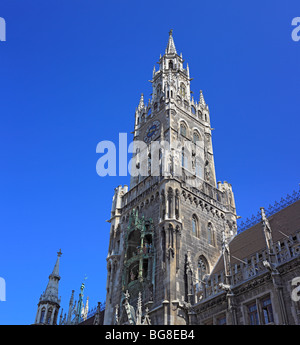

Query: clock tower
<box><xmin>104</xmin><ymin>31</ymin><xmax>237</xmax><ymax>325</ymax></box>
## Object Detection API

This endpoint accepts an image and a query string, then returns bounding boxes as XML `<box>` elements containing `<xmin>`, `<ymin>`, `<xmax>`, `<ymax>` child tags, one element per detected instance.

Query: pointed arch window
<box><xmin>192</xmin><ymin>214</ymin><xmax>199</xmax><ymax>237</ymax></box>
<box><xmin>193</xmin><ymin>131</ymin><xmax>200</xmax><ymax>145</ymax></box>
<box><xmin>198</xmin><ymin>256</ymin><xmax>209</xmax><ymax>282</ymax></box>
<box><xmin>180</xmin><ymin>123</ymin><xmax>187</xmax><ymax>137</ymax></box>
<box><xmin>46</xmin><ymin>308</ymin><xmax>52</xmax><ymax>324</ymax></box>
<box><xmin>40</xmin><ymin>308</ymin><xmax>45</xmax><ymax>323</ymax></box>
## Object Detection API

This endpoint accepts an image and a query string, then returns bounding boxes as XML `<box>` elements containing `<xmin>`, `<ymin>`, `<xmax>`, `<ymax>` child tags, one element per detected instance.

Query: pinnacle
<box><xmin>199</xmin><ymin>90</ymin><xmax>206</xmax><ymax>106</ymax></box>
<box><xmin>165</xmin><ymin>29</ymin><xmax>177</xmax><ymax>55</ymax></box>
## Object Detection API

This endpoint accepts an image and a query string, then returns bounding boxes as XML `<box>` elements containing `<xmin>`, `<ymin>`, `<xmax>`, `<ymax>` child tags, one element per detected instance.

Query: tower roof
<box><xmin>165</xmin><ymin>29</ymin><xmax>177</xmax><ymax>55</ymax></box>
<box><xmin>50</xmin><ymin>248</ymin><xmax>62</xmax><ymax>278</ymax></box>
<box><xmin>39</xmin><ymin>250</ymin><xmax>62</xmax><ymax>305</ymax></box>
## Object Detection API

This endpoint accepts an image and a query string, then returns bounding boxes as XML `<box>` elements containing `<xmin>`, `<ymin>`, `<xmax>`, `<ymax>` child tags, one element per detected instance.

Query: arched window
<box><xmin>180</xmin><ymin>83</ymin><xmax>186</xmax><ymax>98</ymax></box>
<box><xmin>46</xmin><ymin>308</ymin><xmax>52</xmax><ymax>324</ymax></box>
<box><xmin>198</xmin><ymin>256</ymin><xmax>209</xmax><ymax>282</ymax></box>
<box><xmin>169</xmin><ymin>60</ymin><xmax>173</xmax><ymax>69</ymax></box>
<box><xmin>40</xmin><ymin>308</ymin><xmax>45</xmax><ymax>323</ymax></box>
<box><xmin>180</xmin><ymin>123</ymin><xmax>187</xmax><ymax>137</ymax></box>
<box><xmin>192</xmin><ymin>215</ymin><xmax>198</xmax><ymax>237</ymax></box>
<box><xmin>191</xmin><ymin>106</ymin><xmax>196</xmax><ymax>115</ymax></box>
<box><xmin>193</xmin><ymin>131</ymin><xmax>200</xmax><ymax>145</ymax></box>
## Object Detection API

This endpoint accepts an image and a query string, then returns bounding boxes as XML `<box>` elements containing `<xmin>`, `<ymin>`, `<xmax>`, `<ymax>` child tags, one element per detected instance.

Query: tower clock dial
<box><xmin>144</xmin><ymin>120</ymin><xmax>161</xmax><ymax>143</ymax></box>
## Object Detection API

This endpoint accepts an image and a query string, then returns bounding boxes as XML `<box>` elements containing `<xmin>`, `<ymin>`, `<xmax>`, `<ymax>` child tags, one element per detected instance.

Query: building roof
<box><xmin>211</xmin><ymin>199</ymin><xmax>300</xmax><ymax>274</ymax></box>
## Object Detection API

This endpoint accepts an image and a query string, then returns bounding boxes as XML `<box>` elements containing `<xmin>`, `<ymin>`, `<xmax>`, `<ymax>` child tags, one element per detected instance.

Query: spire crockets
<box><xmin>138</xmin><ymin>93</ymin><xmax>145</xmax><ymax>110</ymax></box>
<box><xmin>199</xmin><ymin>90</ymin><xmax>206</xmax><ymax>106</ymax></box>
<box><xmin>44</xmin><ymin>249</ymin><xmax>62</xmax><ymax>303</ymax></box>
<box><xmin>34</xmin><ymin>250</ymin><xmax>62</xmax><ymax>325</ymax></box>
<box><xmin>165</xmin><ymin>29</ymin><xmax>177</xmax><ymax>55</ymax></box>
<box><xmin>50</xmin><ymin>248</ymin><xmax>62</xmax><ymax>278</ymax></box>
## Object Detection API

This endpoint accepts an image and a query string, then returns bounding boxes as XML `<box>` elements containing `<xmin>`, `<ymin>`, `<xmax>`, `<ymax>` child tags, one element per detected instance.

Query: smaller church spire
<box><xmin>34</xmin><ymin>250</ymin><xmax>62</xmax><ymax>325</ymax></box>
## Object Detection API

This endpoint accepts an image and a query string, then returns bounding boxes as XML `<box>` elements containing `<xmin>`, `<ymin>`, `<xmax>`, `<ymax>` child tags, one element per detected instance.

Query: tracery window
<box><xmin>198</xmin><ymin>256</ymin><xmax>209</xmax><ymax>282</ymax></box>
<box><xmin>193</xmin><ymin>131</ymin><xmax>200</xmax><ymax>144</ymax></box>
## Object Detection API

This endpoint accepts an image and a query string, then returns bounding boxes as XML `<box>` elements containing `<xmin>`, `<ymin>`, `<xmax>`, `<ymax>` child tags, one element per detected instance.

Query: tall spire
<box><xmin>44</xmin><ymin>249</ymin><xmax>62</xmax><ymax>302</ymax></box>
<box><xmin>50</xmin><ymin>248</ymin><xmax>62</xmax><ymax>278</ymax></box>
<box><xmin>34</xmin><ymin>250</ymin><xmax>62</xmax><ymax>324</ymax></box>
<box><xmin>165</xmin><ymin>29</ymin><xmax>177</xmax><ymax>55</ymax></box>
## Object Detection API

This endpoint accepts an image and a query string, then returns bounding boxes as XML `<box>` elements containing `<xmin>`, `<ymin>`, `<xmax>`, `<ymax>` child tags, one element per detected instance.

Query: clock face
<box><xmin>144</xmin><ymin>120</ymin><xmax>161</xmax><ymax>143</ymax></box>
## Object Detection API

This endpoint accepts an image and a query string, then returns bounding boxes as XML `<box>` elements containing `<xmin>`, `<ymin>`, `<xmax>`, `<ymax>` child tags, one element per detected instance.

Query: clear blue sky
<box><xmin>0</xmin><ymin>0</ymin><xmax>299</xmax><ymax>324</ymax></box>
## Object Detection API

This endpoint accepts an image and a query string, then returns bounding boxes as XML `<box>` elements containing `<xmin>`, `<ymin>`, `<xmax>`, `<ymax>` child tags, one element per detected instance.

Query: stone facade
<box><xmin>194</xmin><ymin>199</ymin><xmax>300</xmax><ymax>325</ymax></box>
<box><xmin>103</xmin><ymin>31</ymin><xmax>300</xmax><ymax>326</ymax></box>
<box><xmin>103</xmin><ymin>31</ymin><xmax>237</xmax><ymax>325</ymax></box>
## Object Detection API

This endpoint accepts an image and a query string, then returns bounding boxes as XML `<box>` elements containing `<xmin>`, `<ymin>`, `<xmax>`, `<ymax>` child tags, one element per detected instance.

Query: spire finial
<box><xmin>57</xmin><ymin>249</ymin><xmax>62</xmax><ymax>257</ymax></box>
<box><xmin>166</xmin><ymin>30</ymin><xmax>177</xmax><ymax>54</ymax></box>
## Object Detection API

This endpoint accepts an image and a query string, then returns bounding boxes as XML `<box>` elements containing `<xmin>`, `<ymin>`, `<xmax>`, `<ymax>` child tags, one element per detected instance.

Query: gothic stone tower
<box><xmin>104</xmin><ymin>31</ymin><xmax>237</xmax><ymax>325</ymax></box>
